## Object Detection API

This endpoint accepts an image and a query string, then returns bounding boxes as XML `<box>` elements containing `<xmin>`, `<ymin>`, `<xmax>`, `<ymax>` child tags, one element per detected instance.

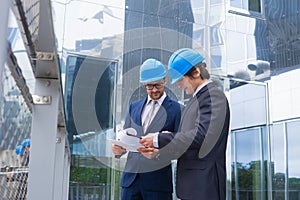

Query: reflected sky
<box><xmin>271</xmin><ymin>124</ymin><xmax>285</xmax><ymax>174</ymax></box>
<box><xmin>52</xmin><ymin>0</ymin><xmax>125</xmax><ymax>51</ymax></box>
<box><xmin>234</xmin><ymin>128</ymin><xmax>261</xmax><ymax>165</ymax></box>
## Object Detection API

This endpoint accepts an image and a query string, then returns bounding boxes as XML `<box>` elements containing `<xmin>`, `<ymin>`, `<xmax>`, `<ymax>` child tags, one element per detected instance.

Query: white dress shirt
<box><xmin>141</xmin><ymin>92</ymin><xmax>166</xmax><ymax>131</ymax></box>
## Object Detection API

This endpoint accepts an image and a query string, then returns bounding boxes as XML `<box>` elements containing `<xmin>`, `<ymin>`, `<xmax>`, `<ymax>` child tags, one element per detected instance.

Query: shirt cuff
<box><xmin>153</xmin><ymin>132</ymin><xmax>159</xmax><ymax>148</ymax></box>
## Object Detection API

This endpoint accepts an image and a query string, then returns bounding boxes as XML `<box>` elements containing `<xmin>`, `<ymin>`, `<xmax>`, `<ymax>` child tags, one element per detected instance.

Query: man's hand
<box><xmin>140</xmin><ymin>134</ymin><xmax>155</xmax><ymax>148</ymax></box>
<box><xmin>137</xmin><ymin>147</ymin><xmax>159</xmax><ymax>159</ymax></box>
<box><xmin>112</xmin><ymin>144</ymin><xmax>126</xmax><ymax>156</ymax></box>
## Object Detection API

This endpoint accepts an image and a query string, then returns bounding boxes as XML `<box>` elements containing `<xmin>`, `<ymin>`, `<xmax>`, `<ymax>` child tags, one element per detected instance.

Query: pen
<box><xmin>126</xmin><ymin>131</ymin><xmax>142</xmax><ymax>139</ymax></box>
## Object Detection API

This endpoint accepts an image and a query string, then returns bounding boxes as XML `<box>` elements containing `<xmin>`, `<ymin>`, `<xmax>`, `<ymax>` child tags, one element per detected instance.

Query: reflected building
<box><xmin>2</xmin><ymin>0</ymin><xmax>300</xmax><ymax>199</ymax></box>
<box><xmin>122</xmin><ymin>0</ymin><xmax>194</xmax><ymax>107</ymax></box>
<box><xmin>64</xmin><ymin>54</ymin><xmax>117</xmax><ymax>144</ymax></box>
<box><xmin>228</xmin><ymin>1</ymin><xmax>300</xmax><ymax>199</ymax></box>
<box><xmin>59</xmin><ymin>0</ymin><xmax>300</xmax><ymax>199</ymax></box>
<box><xmin>251</xmin><ymin>0</ymin><xmax>300</xmax><ymax>80</ymax></box>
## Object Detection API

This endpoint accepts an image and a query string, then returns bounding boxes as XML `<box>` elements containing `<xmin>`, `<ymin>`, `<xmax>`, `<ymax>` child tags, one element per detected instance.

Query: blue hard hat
<box><xmin>168</xmin><ymin>48</ymin><xmax>205</xmax><ymax>84</ymax></box>
<box><xmin>22</xmin><ymin>139</ymin><xmax>30</xmax><ymax>147</ymax></box>
<box><xmin>15</xmin><ymin>145</ymin><xmax>25</xmax><ymax>156</ymax></box>
<box><xmin>139</xmin><ymin>58</ymin><xmax>166</xmax><ymax>83</ymax></box>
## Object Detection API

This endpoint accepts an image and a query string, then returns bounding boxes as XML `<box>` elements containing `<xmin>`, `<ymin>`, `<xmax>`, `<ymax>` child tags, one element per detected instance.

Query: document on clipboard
<box><xmin>110</xmin><ymin>128</ymin><xmax>144</xmax><ymax>152</ymax></box>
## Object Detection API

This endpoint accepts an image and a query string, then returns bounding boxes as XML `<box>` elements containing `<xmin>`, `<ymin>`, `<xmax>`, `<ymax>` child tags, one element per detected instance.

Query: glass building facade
<box><xmin>1</xmin><ymin>0</ymin><xmax>300</xmax><ymax>199</ymax></box>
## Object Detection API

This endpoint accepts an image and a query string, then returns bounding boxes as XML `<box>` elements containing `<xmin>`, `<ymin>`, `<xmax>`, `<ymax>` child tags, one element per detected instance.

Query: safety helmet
<box><xmin>15</xmin><ymin>145</ymin><xmax>25</xmax><ymax>156</ymax></box>
<box><xmin>168</xmin><ymin>48</ymin><xmax>205</xmax><ymax>84</ymax></box>
<box><xmin>22</xmin><ymin>139</ymin><xmax>30</xmax><ymax>148</ymax></box>
<box><xmin>139</xmin><ymin>58</ymin><xmax>166</xmax><ymax>83</ymax></box>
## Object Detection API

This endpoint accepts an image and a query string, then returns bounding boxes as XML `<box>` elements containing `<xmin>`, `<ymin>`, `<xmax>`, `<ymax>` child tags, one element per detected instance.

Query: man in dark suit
<box><xmin>112</xmin><ymin>58</ymin><xmax>182</xmax><ymax>200</ymax></box>
<box><xmin>139</xmin><ymin>48</ymin><xmax>230</xmax><ymax>200</ymax></box>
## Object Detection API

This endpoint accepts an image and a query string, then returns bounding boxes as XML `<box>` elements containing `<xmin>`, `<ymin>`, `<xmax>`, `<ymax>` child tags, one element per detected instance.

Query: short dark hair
<box><xmin>185</xmin><ymin>62</ymin><xmax>210</xmax><ymax>80</ymax></box>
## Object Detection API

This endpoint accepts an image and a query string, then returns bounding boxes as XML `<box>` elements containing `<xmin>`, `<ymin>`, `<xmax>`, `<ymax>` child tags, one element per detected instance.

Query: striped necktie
<box><xmin>143</xmin><ymin>100</ymin><xmax>157</xmax><ymax>132</ymax></box>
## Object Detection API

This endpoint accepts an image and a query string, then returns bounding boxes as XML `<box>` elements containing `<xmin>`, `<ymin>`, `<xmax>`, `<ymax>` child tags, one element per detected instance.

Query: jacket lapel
<box><xmin>137</xmin><ymin>98</ymin><xmax>147</xmax><ymax>126</ymax></box>
<box><xmin>179</xmin><ymin>84</ymin><xmax>209</xmax><ymax>129</ymax></box>
<box><xmin>181</xmin><ymin>94</ymin><xmax>197</xmax><ymax>118</ymax></box>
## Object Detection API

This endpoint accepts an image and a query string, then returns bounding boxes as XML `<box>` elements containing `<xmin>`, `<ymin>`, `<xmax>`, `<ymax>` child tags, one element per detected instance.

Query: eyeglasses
<box><xmin>144</xmin><ymin>83</ymin><xmax>164</xmax><ymax>90</ymax></box>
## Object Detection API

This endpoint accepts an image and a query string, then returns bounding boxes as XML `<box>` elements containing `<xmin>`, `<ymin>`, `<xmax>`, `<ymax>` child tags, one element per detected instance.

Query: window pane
<box><xmin>233</xmin><ymin>128</ymin><xmax>266</xmax><ymax>200</ymax></box>
<box><xmin>65</xmin><ymin>55</ymin><xmax>117</xmax><ymax>199</ymax></box>
<box><xmin>286</xmin><ymin>121</ymin><xmax>300</xmax><ymax>199</ymax></box>
<box><xmin>271</xmin><ymin>124</ymin><xmax>286</xmax><ymax>199</ymax></box>
<box><xmin>230</xmin><ymin>0</ymin><xmax>262</xmax><ymax>13</ymax></box>
<box><xmin>230</xmin><ymin>0</ymin><xmax>243</xmax><ymax>9</ymax></box>
<box><xmin>249</xmin><ymin>0</ymin><xmax>261</xmax><ymax>12</ymax></box>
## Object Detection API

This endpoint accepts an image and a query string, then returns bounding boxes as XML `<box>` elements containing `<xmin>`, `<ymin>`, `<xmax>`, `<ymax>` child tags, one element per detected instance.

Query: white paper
<box><xmin>110</xmin><ymin>128</ymin><xmax>144</xmax><ymax>152</ymax></box>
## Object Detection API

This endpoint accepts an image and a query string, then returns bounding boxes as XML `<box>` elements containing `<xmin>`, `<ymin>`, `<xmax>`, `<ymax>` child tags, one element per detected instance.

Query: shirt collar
<box><xmin>193</xmin><ymin>80</ymin><xmax>211</xmax><ymax>97</ymax></box>
<box><xmin>147</xmin><ymin>92</ymin><xmax>166</xmax><ymax>106</ymax></box>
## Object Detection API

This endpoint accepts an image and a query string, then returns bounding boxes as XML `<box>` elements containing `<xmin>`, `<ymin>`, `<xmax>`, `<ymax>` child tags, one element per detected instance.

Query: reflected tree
<box><xmin>232</xmin><ymin>160</ymin><xmax>268</xmax><ymax>200</ymax></box>
<box><xmin>232</xmin><ymin>160</ymin><xmax>300</xmax><ymax>200</ymax></box>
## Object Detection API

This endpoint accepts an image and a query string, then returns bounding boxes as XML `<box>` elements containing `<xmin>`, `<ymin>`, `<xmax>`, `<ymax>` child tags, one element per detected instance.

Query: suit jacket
<box><xmin>120</xmin><ymin>95</ymin><xmax>182</xmax><ymax>193</ymax></box>
<box><xmin>159</xmin><ymin>82</ymin><xmax>230</xmax><ymax>199</ymax></box>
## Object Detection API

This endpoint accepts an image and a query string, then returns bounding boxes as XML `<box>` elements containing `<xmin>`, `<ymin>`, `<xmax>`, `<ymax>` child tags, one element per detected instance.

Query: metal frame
<box><xmin>6</xmin><ymin>43</ymin><xmax>33</xmax><ymax>112</ymax></box>
<box><xmin>10</xmin><ymin>0</ymin><xmax>69</xmax><ymax>199</ymax></box>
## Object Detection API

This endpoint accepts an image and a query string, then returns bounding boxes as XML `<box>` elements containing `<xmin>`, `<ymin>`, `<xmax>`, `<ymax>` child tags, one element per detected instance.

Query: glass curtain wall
<box><xmin>231</xmin><ymin>127</ymin><xmax>268</xmax><ymax>200</ymax></box>
<box><xmin>271</xmin><ymin>120</ymin><xmax>300</xmax><ymax>200</ymax></box>
<box><xmin>50</xmin><ymin>0</ymin><xmax>300</xmax><ymax>199</ymax></box>
<box><xmin>270</xmin><ymin>123</ymin><xmax>286</xmax><ymax>199</ymax></box>
<box><xmin>286</xmin><ymin>121</ymin><xmax>300</xmax><ymax>199</ymax></box>
<box><xmin>64</xmin><ymin>54</ymin><xmax>117</xmax><ymax>199</ymax></box>
<box><xmin>228</xmin><ymin>80</ymin><xmax>269</xmax><ymax>200</ymax></box>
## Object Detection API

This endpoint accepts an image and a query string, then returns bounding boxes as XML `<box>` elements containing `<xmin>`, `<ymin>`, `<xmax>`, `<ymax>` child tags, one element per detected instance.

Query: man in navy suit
<box><xmin>140</xmin><ymin>48</ymin><xmax>230</xmax><ymax>200</ymax></box>
<box><xmin>112</xmin><ymin>58</ymin><xmax>182</xmax><ymax>200</ymax></box>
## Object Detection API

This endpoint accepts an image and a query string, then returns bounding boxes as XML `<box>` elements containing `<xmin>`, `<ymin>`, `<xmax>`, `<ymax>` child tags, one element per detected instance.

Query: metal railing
<box><xmin>231</xmin><ymin>189</ymin><xmax>300</xmax><ymax>200</ymax></box>
<box><xmin>69</xmin><ymin>182</ymin><xmax>109</xmax><ymax>200</ymax></box>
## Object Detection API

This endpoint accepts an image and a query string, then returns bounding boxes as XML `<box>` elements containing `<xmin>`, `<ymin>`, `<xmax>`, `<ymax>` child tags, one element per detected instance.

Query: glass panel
<box><xmin>249</xmin><ymin>0</ymin><xmax>261</xmax><ymax>12</ymax></box>
<box><xmin>229</xmin><ymin>78</ymin><xmax>268</xmax><ymax>200</ymax></box>
<box><xmin>229</xmin><ymin>81</ymin><xmax>267</xmax><ymax>130</ymax></box>
<box><xmin>55</xmin><ymin>1</ymin><xmax>125</xmax><ymax>53</ymax></box>
<box><xmin>64</xmin><ymin>54</ymin><xmax>117</xmax><ymax>200</ymax></box>
<box><xmin>286</xmin><ymin>121</ymin><xmax>300</xmax><ymax>199</ymax></box>
<box><xmin>271</xmin><ymin>123</ymin><xmax>286</xmax><ymax>199</ymax></box>
<box><xmin>233</xmin><ymin>127</ymin><xmax>266</xmax><ymax>200</ymax></box>
<box><xmin>4</xmin><ymin>0</ymin><xmax>300</xmax><ymax>198</ymax></box>
<box><xmin>48</xmin><ymin>0</ymin><xmax>300</xmax><ymax>199</ymax></box>
<box><xmin>230</xmin><ymin>0</ymin><xmax>262</xmax><ymax>12</ymax></box>
<box><xmin>230</xmin><ymin>0</ymin><xmax>244</xmax><ymax>8</ymax></box>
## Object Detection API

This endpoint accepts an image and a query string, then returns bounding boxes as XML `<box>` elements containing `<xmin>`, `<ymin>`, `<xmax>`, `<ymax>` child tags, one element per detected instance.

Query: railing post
<box><xmin>27</xmin><ymin>79</ymin><xmax>60</xmax><ymax>199</ymax></box>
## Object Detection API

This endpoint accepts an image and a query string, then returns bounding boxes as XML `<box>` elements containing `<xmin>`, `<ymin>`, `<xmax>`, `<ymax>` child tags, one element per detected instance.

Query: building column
<box><xmin>54</xmin><ymin>129</ymin><xmax>70</xmax><ymax>200</ymax></box>
<box><xmin>62</xmin><ymin>149</ymin><xmax>71</xmax><ymax>200</ymax></box>
<box><xmin>27</xmin><ymin>79</ymin><xmax>68</xmax><ymax>199</ymax></box>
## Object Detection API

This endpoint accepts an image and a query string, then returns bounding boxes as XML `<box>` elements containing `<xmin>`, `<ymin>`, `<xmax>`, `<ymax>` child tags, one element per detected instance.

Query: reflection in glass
<box><xmin>271</xmin><ymin>123</ymin><xmax>286</xmax><ymax>199</ymax></box>
<box><xmin>49</xmin><ymin>0</ymin><xmax>300</xmax><ymax>199</ymax></box>
<box><xmin>229</xmin><ymin>81</ymin><xmax>267</xmax><ymax>130</ymax></box>
<box><xmin>287</xmin><ymin>121</ymin><xmax>300</xmax><ymax>199</ymax></box>
<box><xmin>64</xmin><ymin>54</ymin><xmax>117</xmax><ymax>199</ymax></box>
<box><xmin>232</xmin><ymin>128</ymin><xmax>267</xmax><ymax>200</ymax></box>
<box><xmin>230</xmin><ymin>0</ymin><xmax>262</xmax><ymax>13</ymax></box>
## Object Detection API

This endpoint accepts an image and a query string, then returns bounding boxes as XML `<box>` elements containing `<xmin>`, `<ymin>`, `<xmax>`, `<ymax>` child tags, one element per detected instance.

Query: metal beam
<box><xmin>23</xmin><ymin>0</ymin><xmax>69</xmax><ymax>199</ymax></box>
<box><xmin>6</xmin><ymin>43</ymin><xmax>33</xmax><ymax>112</ymax></box>
<box><xmin>34</xmin><ymin>0</ymin><xmax>60</xmax><ymax>79</ymax></box>
<box><xmin>53</xmin><ymin>129</ymin><xmax>69</xmax><ymax>200</ymax></box>
<box><xmin>27</xmin><ymin>79</ymin><xmax>61</xmax><ymax>199</ymax></box>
